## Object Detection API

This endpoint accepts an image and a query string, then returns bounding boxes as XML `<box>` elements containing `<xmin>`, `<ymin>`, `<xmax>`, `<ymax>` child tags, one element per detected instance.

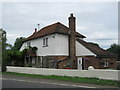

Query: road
<box><xmin>1</xmin><ymin>74</ymin><xmax>118</xmax><ymax>89</ymax></box>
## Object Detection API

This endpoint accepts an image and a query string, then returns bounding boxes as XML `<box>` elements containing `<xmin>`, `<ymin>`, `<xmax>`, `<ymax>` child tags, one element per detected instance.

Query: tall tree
<box><xmin>107</xmin><ymin>44</ymin><xmax>120</xmax><ymax>61</ymax></box>
<box><xmin>0</xmin><ymin>29</ymin><xmax>7</xmax><ymax>72</ymax></box>
<box><xmin>6</xmin><ymin>43</ymin><xmax>13</xmax><ymax>50</ymax></box>
<box><xmin>13</xmin><ymin>37</ymin><xmax>25</xmax><ymax>50</ymax></box>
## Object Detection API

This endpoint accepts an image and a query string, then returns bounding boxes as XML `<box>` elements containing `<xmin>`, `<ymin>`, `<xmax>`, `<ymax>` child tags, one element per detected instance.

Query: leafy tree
<box><xmin>5</xmin><ymin>37</ymin><xmax>26</xmax><ymax>66</ymax></box>
<box><xmin>107</xmin><ymin>44</ymin><xmax>120</xmax><ymax>61</ymax></box>
<box><xmin>6</xmin><ymin>50</ymin><xmax>25</xmax><ymax>66</ymax></box>
<box><xmin>6</xmin><ymin>43</ymin><xmax>13</xmax><ymax>50</ymax></box>
<box><xmin>13</xmin><ymin>37</ymin><xmax>26</xmax><ymax>50</ymax></box>
<box><xmin>0</xmin><ymin>29</ymin><xmax>7</xmax><ymax>72</ymax></box>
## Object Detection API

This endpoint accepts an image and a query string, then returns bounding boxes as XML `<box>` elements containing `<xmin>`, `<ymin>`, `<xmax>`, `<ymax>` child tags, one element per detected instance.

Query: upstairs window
<box><xmin>43</xmin><ymin>38</ymin><xmax>48</xmax><ymax>47</ymax></box>
<box><xmin>27</xmin><ymin>41</ymin><xmax>31</xmax><ymax>47</ymax></box>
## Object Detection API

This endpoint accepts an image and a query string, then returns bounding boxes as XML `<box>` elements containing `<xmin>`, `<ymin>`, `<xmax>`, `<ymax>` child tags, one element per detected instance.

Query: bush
<box><xmin>6</xmin><ymin>50</ymin><xmax>25</xmax><ymax>66</ymax></box>
<box><xmin>2</xmin><ymin>51</ymin><xmax>7</xmax><ymax>72</ymax></box>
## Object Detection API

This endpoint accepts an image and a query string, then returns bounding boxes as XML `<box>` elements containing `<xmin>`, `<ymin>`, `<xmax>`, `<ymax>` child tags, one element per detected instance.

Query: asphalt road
<box><xmin>3</xmin><ymin>79</ymin><xmax>76</xmax><ymax>88</ymax></box>
<box><xmin>1</xmin><ymin>74</ymin><xmax>118</xmax><ymax>90</ymax></box>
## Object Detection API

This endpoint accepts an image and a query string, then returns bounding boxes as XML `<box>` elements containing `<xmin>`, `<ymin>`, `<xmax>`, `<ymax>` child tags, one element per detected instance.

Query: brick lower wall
<box><xmin>30</xmin><ymin>56</ymin><xmax>117</xmax><ymax>70</ymax></box>
<box><xmin>42</xmin><ymin>56</ymin><xmax>68</xmax><ymax>69</ymax></box>
<box><xmin>100</xmin><ymin>58</ymin><xmax>117</xmax><ymax>69</ymax></box>
<box><xmin>83</xmin><ymin>56</ymin><xmax>117</xmax><ymax>70</ymax></box>
<box><xmin>58</xmin><ymin>60</ymin><xmax>68</xmax><ymax>69</ymax></box>
<box><xmin>45</xmin><ymin>56</ymin><xmax>117</xmax><ymax>70</ymax></box>
<box><xmin>83</xmin><ymin>56</ymin><xmax>101</xmax><ymax>69</ymax></box>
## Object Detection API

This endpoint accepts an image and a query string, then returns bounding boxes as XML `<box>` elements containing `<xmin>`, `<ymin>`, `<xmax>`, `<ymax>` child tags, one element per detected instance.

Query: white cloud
<box><xmin>2</xmin><ymin>2</ymin><xmax>118</xmax><ymax>49</ymax></box>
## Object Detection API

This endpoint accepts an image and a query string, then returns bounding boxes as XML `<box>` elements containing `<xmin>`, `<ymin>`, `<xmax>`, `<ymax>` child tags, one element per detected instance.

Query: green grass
<box><xmin>2</xmin><ymin>72</ymin><xmax>120</xmax><ymax>87</ymax></box>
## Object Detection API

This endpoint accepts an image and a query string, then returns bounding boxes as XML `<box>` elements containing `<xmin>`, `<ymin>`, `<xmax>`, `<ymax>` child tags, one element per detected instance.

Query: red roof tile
<box><xmin>77</xmin><ymin>38</ymin><xmax>117</xmax><ymax>58</ymax></box>
<box><xmin>25</xmin><ymin>22</ymin><xmax>86</xmax><ymax>41</ymax></box>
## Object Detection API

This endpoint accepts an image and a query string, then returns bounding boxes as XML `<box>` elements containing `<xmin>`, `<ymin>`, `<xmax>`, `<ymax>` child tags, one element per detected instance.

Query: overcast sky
<box><xmin>1</xmin><ymin>2</ymin><xmax>118</xmax><ymax>49</ymax></box>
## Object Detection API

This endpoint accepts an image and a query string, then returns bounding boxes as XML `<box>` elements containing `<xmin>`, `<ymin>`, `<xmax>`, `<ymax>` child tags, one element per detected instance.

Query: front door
<box><xmin>77</xmin><ymin>57</ymin><xmax>83</xmax><ymax>70</ymax></box>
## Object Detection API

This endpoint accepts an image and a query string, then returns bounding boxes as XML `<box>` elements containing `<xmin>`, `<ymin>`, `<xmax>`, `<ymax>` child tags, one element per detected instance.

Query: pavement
<box><xmin>1</xmin><ymin>74</ymin><xmax>119</xmax><ymax>89</ymax></box>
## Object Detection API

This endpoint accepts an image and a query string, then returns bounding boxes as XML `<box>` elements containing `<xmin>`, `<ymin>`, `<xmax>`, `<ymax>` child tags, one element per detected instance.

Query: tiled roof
<box><xmin>25</xmin><ymin>22</ymin><xmax>86</xmax><ymax>41</ymax></box>
<box><xmin>77</xmin><ymin>38</ymin><xmax>117</xmax><ymax>58</ymax></box>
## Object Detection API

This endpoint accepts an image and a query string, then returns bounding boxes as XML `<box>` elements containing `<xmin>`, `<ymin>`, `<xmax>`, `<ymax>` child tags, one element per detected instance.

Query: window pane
<box><xmin>43</xmin><ymin>39</ymin><xmax>45</xmax><ymax>46</ymax></box>
<box><xmin>27</xmin><ymin>41</ymin><xmax>31</xmax><ymax>47</ymax></box>
<box><xmin>43</xmin><ymin>38</ymin><xmax>48</xmax><ymax>46</ymax></box>
<box><xmin>46</xmin><ymin>38</ymin><xmax>48</xmax><ymax>46</ymax></box>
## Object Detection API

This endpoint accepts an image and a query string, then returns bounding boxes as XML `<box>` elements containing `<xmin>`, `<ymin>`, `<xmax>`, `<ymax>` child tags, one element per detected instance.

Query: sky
<box><xmin>0</xmin><ymin>1</ymin><xmax>118</xmax><ymax>49</ymax></box>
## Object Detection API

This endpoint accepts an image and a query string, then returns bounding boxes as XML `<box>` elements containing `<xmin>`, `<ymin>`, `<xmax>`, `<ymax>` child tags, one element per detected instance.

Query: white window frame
<box><xmin>43</xmin><ymin>37</ymin><xmax>48</xmax><ymax>47</ymax></box>
<box><xmin>27</xmin><ymin>41</ymin><xmax>31</xmax><ymax>47</ymax></box>
<box><xmin>103</xmin><ymin>60</ymin><xmax>109</xmax><ymax>67</ymax></box>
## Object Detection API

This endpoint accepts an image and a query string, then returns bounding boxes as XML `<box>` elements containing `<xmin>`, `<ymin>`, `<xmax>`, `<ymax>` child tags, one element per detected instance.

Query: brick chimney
<box><xmin>68</xmin><ymin>13</ymin><xmax>77</xmax><ymax>69</ymax></box>
<box><xmin>33</xmin><ymin>28</ymin><xmax>37</xmax><ymax>34</ymax></box>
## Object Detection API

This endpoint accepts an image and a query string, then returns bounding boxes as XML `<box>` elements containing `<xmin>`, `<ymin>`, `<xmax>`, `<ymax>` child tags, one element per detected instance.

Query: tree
<box><xmin>6</xmin><ymin>50</ymin><xmax>25</xmax><ymax>66</ymax></box>
<box><xmin>13</xmin><ymin>37</ymin><xmax>26</xmax><ymax>50</ymax></box>
<box><xmin>106</xmin><ymin>44</ymin><xmax>120</xmax><ymax>61</ymax></box>
<box><xmin>6</xmin><ymin>43</ymin><xmax>13</xmax><ymax>50</ymax></box>
<box><xmin>0</xmin><ymin>29</ymin><xmax>7</xmax><ymax>72</ymax></box>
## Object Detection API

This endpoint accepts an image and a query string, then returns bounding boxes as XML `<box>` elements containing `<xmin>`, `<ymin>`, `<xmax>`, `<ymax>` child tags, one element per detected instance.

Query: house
<box><xmin>20</xmin><ymin>14</ymin><xmax>117</xmax><ymax>70</ymax></box>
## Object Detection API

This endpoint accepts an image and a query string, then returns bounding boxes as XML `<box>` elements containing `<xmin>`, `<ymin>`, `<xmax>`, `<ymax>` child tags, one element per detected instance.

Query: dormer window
<box><xmin>43</xmin><ymin>37</ymin><xmax>48</xmax><ymax>47</ymax></box>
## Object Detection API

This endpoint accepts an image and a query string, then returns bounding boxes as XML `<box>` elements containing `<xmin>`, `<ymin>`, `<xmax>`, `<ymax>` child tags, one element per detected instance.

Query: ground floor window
<box><xmin>103</xmin><ymin>60</ymin><xmax>109</xmax><ymax>67</ymax></box>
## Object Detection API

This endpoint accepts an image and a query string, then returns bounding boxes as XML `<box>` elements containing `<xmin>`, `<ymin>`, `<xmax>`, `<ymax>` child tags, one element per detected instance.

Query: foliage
<box><xmin>107</xmin><ymin>44</ymin><xmax>120</xmax><ymax>70</ymax></box>
<box><xmin>32</xmin><ymin>46</ymin><xmax>38</xmax><ymax>51</ymax></box>
<box><xmin>6</xmin><ymin>46</ymin><xmax>38</xmax><ymax>67</ymax></box>
<box><xmin>6</xmin><ymin>50</ymin><xmax>25</xmax><ymax>66</ymax></box>
<box><xmin>13</xmin><ymin>37</ymin><xmax>26</xmax><ymax>50</ymax></box>
<box><xmin>26</xmin><ymin>63</ymin><xmax>32</xmax><ymax>67</ymax></box>
<box><xmin>31</xmin><ymin>46</ymin><xmax>38</xmax><ymax>54</ymax></box>
<box><xmin>6</xmin><ymin>43</ymin><xmax>13</xmax><ymax>50</ymax></box>
<box><xmin>0</xmin><ymin>29</ymin><xmax>7</xmax><ymax>72</ymax></box>
<box><xmin>25</xmin><ymin>46</ymin><xmax>38</xmax><ymax>55</ymax></box>
<box><xmin>107</xmin><ymin>44</ymin><xmax>120</xmax><ymax>61</ymax></box>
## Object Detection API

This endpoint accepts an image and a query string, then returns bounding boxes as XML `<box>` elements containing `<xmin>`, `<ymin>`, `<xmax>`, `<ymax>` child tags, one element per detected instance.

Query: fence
<box><xmin>6</xmin><ymin>66</ymin><xmax>119</xmax><ymax>81</ymax></box>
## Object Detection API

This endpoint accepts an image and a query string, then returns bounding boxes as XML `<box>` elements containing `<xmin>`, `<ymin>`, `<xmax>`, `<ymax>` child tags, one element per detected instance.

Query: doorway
<box><xmin>77</xmin><ymin>57</ymin><xmax>83</xmax><ymax>70</ymax></box>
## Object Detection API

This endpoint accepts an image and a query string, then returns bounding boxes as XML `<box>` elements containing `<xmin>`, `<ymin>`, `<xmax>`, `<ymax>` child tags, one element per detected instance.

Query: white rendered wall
<box><xmin>20</xmin><ymin>33</ymin><xmax>96</xmax><ymax>57</ymax></box>
<box><xmin>7</xmin><ymin>66</ymin><xmax>119</xmax><ymax>81</ymax></box>
<box><xmin>76</xmin><ymin>41</ymin><xmax>96</xmax><ymax>56</ymax></box>
<box><xmin>20</xmin><ymin>33</ymin><xmax>69</xmax><ymax>56</ymax></box>
<box><xmin>20</xmin><ymin>42</ymin><xmax>27</xmax><ymax>51</ymax></box>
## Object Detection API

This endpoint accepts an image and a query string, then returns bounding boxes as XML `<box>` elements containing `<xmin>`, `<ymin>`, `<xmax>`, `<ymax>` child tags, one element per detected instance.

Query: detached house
<box><xmin>20</xmin><ymin>14</ymin><xmax>117</xmax><ymax>70</ymax></box>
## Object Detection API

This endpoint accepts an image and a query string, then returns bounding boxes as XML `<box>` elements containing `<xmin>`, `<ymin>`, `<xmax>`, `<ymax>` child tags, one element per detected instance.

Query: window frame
<box><xmin>103</xmin><ymin>60</ymin><xmax>109</xmax><ymax>67</ymax></box>
<box><xmin>43</xmin><ymin>37</ymin><xmax>48</xmax><ymax>47</ymax></box>
<box><xmin>27</xmin><ymin>41</ymin><xmax>31</xmax><ymax>47</ymax></box>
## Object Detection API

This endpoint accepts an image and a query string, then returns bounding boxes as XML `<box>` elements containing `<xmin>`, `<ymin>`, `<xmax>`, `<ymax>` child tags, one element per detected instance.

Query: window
<box><xmin>43</xmin><ymin>38</ymin><xmax>48</xmax><ymax>47</ymax></box>
<box><xmin>103</xmin><ymin>60</ymin><xmax>109</xmax><ymax>67</ymax></box>
<box><xmin>27</xmin><ymin>41</ymin><xmax>31</xmax><ymax>47</ymax></box>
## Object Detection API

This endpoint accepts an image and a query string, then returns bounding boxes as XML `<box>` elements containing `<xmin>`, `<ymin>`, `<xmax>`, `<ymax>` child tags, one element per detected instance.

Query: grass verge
<box><xmin>2</xmin><ymin>72</ymin><xmax>120</xmax><ymax>87</ymax></box>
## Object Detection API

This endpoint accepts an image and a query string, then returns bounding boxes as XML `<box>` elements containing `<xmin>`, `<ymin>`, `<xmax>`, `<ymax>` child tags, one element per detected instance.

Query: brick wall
<box><xmin>100</xmin><ymin>58</ymin><xmax>117</xmax><ymax>69</ymax></box>
<box><xmin>83</xmin><ymin>56</ymin><xmax>101</xmax><ymax>70</ymax></box>
<box><xmin>83</xmin><ymin>56</ymin><xmax>117</xmax><ymax>70</ymax></box>
<box><xmin>42</xmin><ymin>56</ymin><xmax>68</xmax><ymax>69</ymax></box>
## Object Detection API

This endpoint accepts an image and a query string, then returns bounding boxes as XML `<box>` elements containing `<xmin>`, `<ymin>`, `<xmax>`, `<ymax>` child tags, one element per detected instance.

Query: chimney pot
<box><xmin>70</xmin><ymin>13</ymin><xmax>73</xmax><ymax>17</ymax></box>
